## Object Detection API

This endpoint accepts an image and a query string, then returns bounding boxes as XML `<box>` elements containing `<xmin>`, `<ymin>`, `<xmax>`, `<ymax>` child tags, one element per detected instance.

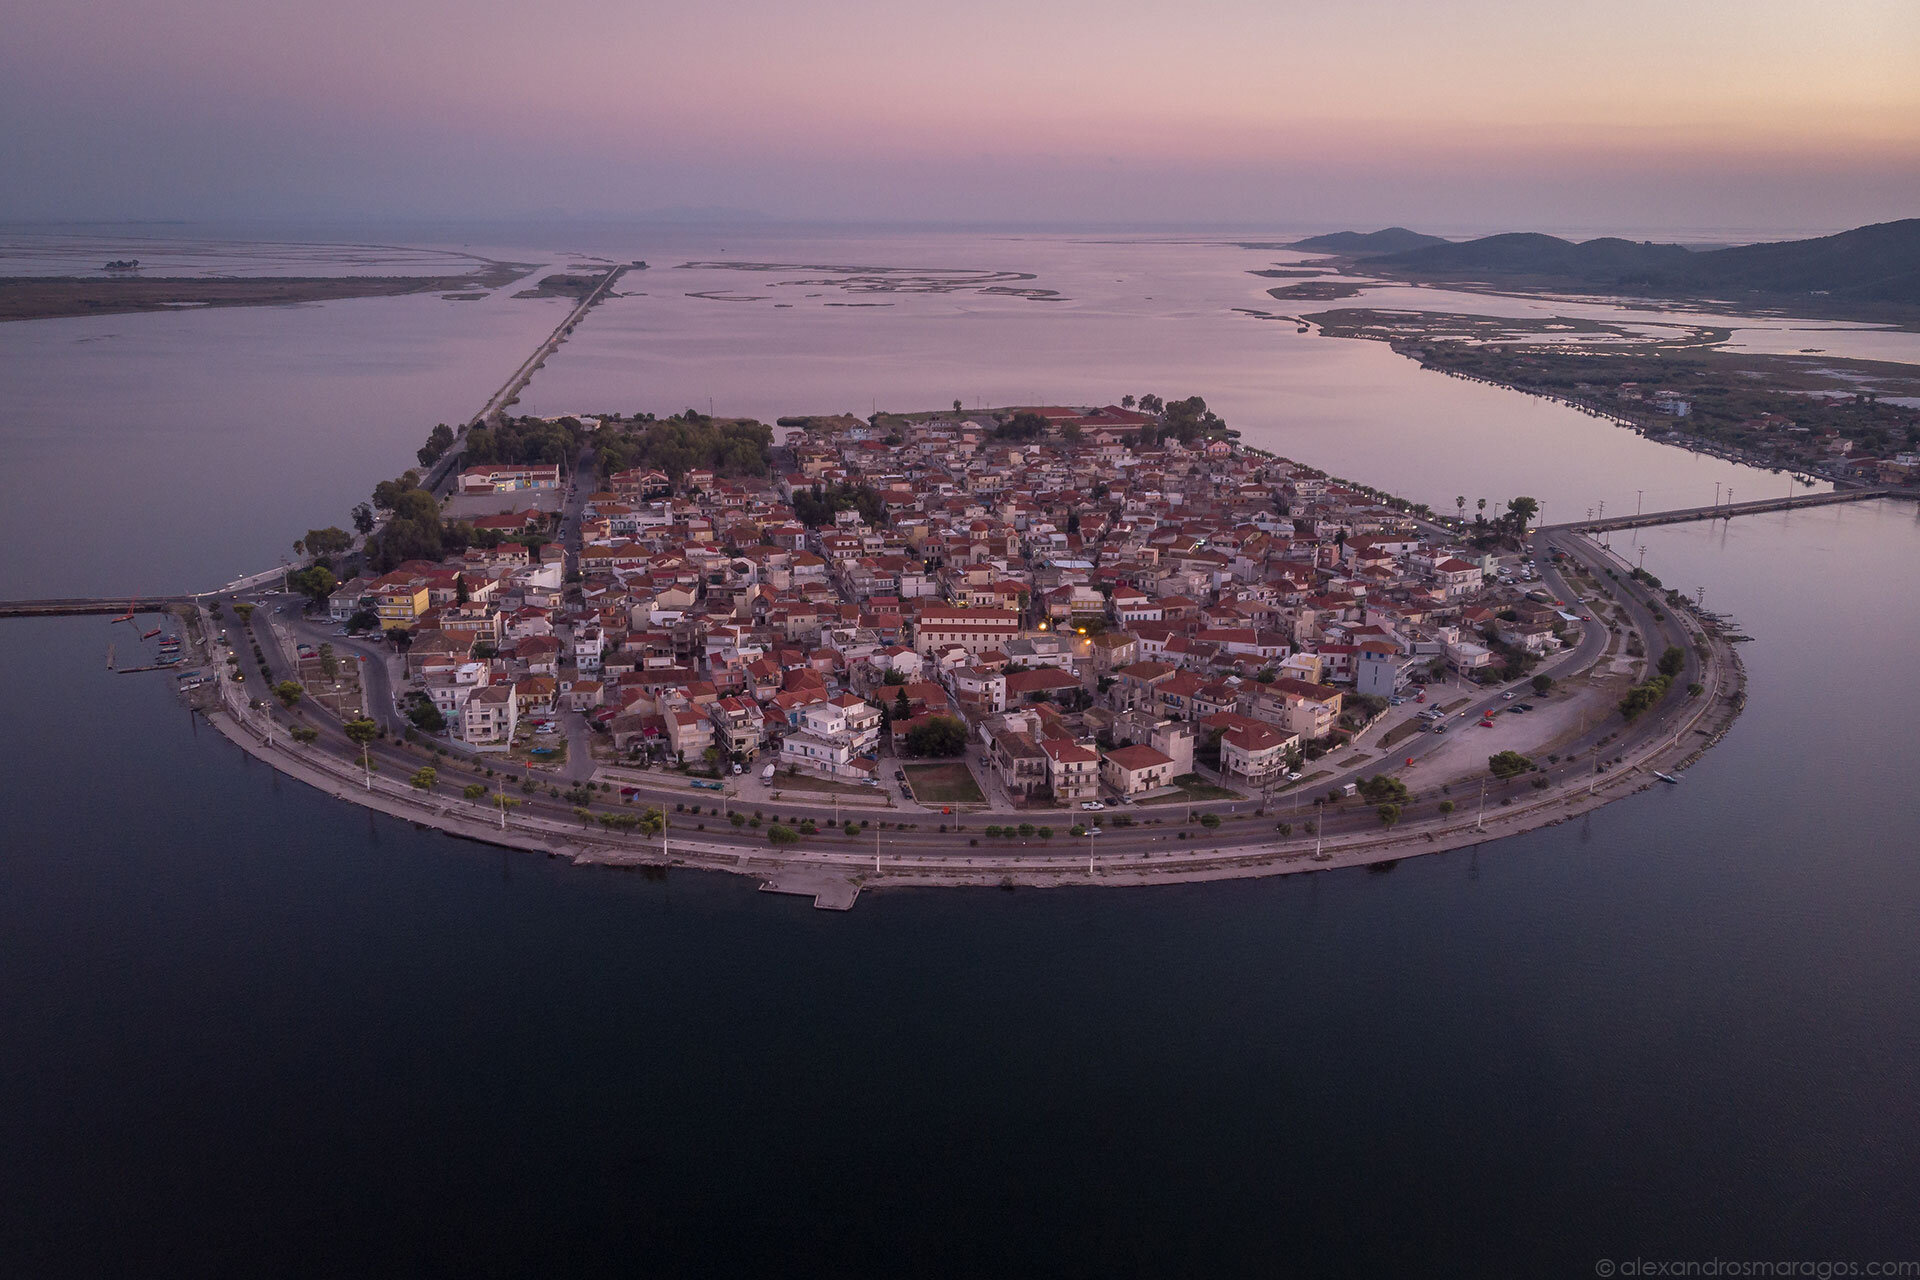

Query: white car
<box><xmin>1085</xmin><ymin>826</ymin><xmax>1104</xmax><ymax>836</ymax></box>
<box><xmin>1080</xmin><ymin>801</ymin><xmax>1105</xmax><ymax>811</ymax></box>
<box><xmin>1502</xmin><ymin>691</ymin><xmax>1516</xmax><ymax>700</ymax></box>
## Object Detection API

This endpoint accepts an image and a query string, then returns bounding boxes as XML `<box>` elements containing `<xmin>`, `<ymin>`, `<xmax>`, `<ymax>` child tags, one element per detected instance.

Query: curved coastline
<box><xmin>188</xmin><ymin>565</ymin><xmax>1748</xmax><ymax>909</ymax></box>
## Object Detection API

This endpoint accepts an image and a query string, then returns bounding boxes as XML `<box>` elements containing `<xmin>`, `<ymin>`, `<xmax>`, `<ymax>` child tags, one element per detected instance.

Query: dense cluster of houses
<box><xmin>321</xmin><ymin>405</ymin><xmax>1574</xmax><ymax>805</ymax></box>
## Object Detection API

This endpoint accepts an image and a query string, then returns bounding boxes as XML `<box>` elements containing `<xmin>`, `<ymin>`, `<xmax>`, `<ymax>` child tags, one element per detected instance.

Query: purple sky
<box><xmin>6</xmin><ymin>0</ymin><xmax>1917</xmax><ymax>232</ymax></box>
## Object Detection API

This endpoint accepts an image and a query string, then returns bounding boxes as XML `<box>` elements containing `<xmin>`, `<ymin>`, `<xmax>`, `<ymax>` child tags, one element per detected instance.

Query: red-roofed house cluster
<box><xmin>325</xmin><ymin>403</ymin><xmax>1572</xmax><ymax>801</ymax></box>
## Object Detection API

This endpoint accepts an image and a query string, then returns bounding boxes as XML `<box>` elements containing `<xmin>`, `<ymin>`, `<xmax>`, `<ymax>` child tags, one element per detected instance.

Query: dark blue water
<box><xmin>5</xmin><ymin>501</ymin><xmax>1919</xmax><ymax>1277</ymax></box>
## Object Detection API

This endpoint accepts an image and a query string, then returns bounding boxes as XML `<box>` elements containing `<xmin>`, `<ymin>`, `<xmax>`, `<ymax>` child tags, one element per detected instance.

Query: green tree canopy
<box><xmin>303</xmin><ymin>527</ymin><xmax>353</xmax><ymax>557</ymax></box>
<box><xmin>904</xmin><ymin>714</ymin><xmax>968</xmax><ymax>758</ymax></box>
<box><xmin>992</xmin><ymin>411</ymin><xmax>1048</xmax><ymax>441</ymax></box>
<box><xmin>416</xmin><ymin>423</ymin><xmax>456</xmax><ymax>468</ymax></box>
<box><xmin>594</xmin><ymin>413</ymin><xmax>771</xmax><ymax>483</ymax></box>
<box><xmin>1488</xmin><ymin>750</ymin><xmax>1534</xmax><ymax>781</ymax></box>
<box><xmin>287</xmin><ymin>565</ymin><xmax>337</xmax><ymax>604</ymax></box>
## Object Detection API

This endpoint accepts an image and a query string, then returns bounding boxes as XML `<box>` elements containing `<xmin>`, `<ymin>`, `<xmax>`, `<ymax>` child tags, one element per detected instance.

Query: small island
<box><xmin>155</xmin><ymin>389</ymin><xmax>1750</xmax><ymax>908</ymax></box>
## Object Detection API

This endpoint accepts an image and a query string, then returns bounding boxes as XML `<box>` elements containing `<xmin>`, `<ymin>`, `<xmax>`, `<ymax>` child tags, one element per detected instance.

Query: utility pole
<box><xmin>1636</xmin><ymin>489</ymin><xmax>1643</xmax><ymax>517</ymax></box>
<box><xmin>1713</xmin><ymin>482</ymin><xmax>1721</xmax><ymax>511</ymax></box>
<box><xmin>1476</xmin><ymin>780</ymin><xmax>1487</xmax><ymax>832</ymax></box>
<box><xmin>1314</xmin><ymin>800</ymin><xmax>1324</xmax><ymax>860</ymax></box>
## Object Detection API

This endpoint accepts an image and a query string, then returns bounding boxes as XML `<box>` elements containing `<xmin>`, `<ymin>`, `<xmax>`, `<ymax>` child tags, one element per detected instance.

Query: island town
<box><xmin>56</xmin><ymin>393</ymin><xmax>1778</xmax><ymax>908</ymax></box>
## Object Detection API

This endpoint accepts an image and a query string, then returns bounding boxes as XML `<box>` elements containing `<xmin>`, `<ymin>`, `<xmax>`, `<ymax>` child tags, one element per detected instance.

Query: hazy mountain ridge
<box><xmin>1369</xmin><ymin>219</ymin><xmax>1920</xmax><ymax>305</ymax></box>
<box><xmin>1288</xmin><ymin>227</ymin><xmax>1450</xmax><ymax>255</ymax></box>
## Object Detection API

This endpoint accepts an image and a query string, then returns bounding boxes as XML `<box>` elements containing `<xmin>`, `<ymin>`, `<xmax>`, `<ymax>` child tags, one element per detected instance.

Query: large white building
<box><xmin>913</xmin><ymin>608</ymin><xmax>1020</xmax><ymax>657</ymax></box>
<box><xmin>778</xmin><ymin>694</ymin><xmax>883</xmax><ymax>781</ymax></box>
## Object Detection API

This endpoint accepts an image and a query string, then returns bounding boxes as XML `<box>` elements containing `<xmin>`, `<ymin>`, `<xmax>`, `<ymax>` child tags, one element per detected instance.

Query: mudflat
<box><xmin>0</xmin><ymin>262</ymin><xmax>533</xmax><ymax>321</ymax></box>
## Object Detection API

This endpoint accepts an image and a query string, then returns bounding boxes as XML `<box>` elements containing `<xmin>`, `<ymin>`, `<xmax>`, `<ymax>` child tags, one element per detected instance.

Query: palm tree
<box><xmin>1455</xmin><ymin>495</ymin><xmax>1466</xmax><ymax>521</ymax></box>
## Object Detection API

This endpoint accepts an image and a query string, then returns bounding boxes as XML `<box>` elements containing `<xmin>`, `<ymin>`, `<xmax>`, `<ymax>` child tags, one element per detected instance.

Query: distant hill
<box><xmin>1288</xmin><ymin>227</ymin><xmax>1450</xmax><ymax>256</ymax></box>
<box><xmin>1370</xmin><ymin>219</ymin><xmax>1920</xmax><ymax>307</ymax></box>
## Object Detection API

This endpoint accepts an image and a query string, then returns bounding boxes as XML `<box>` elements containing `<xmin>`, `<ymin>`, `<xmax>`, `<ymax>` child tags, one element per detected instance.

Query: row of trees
<box><xmin>463</xmin><ymin>416</ymin><xmax>587</xmax><ymax>468</ymax></box>
<box><xmin>416</xmin><ymin>423</ymin><xmax>456</xmax><ymax>468</ymax></box>
<box><xmin>365</xmin><ymin>474</ymin><xmax>447</xmax><ymax>571</ymax></box>
<box><xmin>1453</xmin><ymin>495</ymin><xmax>1541</xmax><ymax>546</ymax></box>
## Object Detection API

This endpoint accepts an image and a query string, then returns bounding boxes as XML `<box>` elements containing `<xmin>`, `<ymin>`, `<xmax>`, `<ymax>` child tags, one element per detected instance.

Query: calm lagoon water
<box><xmin>2</xmin><ymin>226</ymin><xmax>1918</xmax><ymax>1276</ymax></box>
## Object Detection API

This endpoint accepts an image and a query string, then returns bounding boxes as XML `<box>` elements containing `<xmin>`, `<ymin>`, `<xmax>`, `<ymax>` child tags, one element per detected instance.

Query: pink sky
<box><xmin>5</xmin><ymin>0</ymin><xmax>1917</xmax><ymax>229</ymax></box>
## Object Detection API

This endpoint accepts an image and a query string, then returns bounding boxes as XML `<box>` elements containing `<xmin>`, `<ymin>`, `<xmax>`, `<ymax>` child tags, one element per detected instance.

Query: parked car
<box><xmin>690</xmin><ymin>779</ymin><xmax>723</xmax><ymax>791</ymax></box>
<box><xmin>895</xmin><ymin>770</ymin><xmax>907</xmax><ymax>782</ymax></box>
<box><xmin>1080</xmin><ymin>801</ymin><xmax>1105</xmax><ymax>811</ymax></box>
<box><xmin>1502</xmin><ymin>691</ymin><xmax>1516</xmax><ymax>700</ymax></box>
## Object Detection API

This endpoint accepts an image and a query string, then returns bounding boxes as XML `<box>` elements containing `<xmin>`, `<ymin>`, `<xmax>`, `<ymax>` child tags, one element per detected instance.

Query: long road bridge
<box><xmin>1545</xmin><ymin>486</ymin><xmax>1904</xmax><ymax>533</ymax></box>
<box><xmin>7</xmin><ymin>263</ymin><xmax>638</xmax><ymax>621</ymax></box>
<box><xmin>420</xmin><ymin>262</ymin><xmax>632</xmax><ymax>497</ymax></box>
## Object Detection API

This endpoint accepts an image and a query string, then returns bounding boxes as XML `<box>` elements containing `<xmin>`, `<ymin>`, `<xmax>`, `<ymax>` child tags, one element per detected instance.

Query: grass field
<box><xmin>903</xmin><ymin>762</ymin><xmax>986</xmax><ymax>804</ymax></box>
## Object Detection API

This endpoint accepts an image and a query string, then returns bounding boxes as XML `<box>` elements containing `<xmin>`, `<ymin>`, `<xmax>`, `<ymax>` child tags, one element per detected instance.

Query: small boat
<box><xmin>1653</xmin><ymin>771</ymin><xmax>1683</xmax><ymax>784</ymax></box>
<box><xmin>141</xmin><ymin>628</ymin><xmax>162</xmax><ymax>640</ymax></box>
